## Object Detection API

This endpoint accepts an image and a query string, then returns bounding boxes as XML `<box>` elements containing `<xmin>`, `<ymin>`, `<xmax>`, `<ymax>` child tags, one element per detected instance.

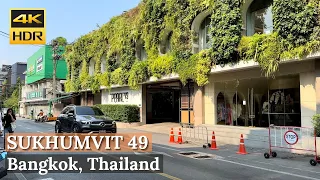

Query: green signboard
<box><xmin>26</xmin><ymin>45</ymin><xmax>67</xmax><ymax>84</ymax></box>
<box><xmin>27</xmin><ymin>90</ymin><xmax>45</xmax><ymax>99</ymax></box>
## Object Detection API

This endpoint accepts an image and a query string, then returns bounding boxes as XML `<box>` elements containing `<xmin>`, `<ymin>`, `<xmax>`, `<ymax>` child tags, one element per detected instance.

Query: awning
<box><xmin>48</xmin><ymin>93</ymin><xmax>78</xmax><ymax>103</ymax></box>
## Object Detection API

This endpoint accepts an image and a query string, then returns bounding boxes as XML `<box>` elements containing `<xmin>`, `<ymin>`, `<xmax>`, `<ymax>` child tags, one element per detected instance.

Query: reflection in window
<box><xmin>252</xmin><ymin>6</ymin><xmax>273</xmax><ymax>34</ymax></box>
<box><xmin>247</xmin><ymin>0</ymin><xmax>273</xmax><ymax>36</ymax></box>
<box><xmin>199</xmin><ymin>16</ymin><xmax>212</xmax><ymax>50</ymax></box>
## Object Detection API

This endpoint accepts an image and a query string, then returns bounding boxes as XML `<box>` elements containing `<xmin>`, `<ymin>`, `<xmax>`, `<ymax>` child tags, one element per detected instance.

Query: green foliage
<box><xmin>210</xmin><ymin>0</ymin><xmax>242</xmax><ymax>63</ymax></box>
<box><xmin>94</xmin><ymin>104</ymin><xmax>140</xmax><ymax>123</ymax></box>
<box><xmin>312</xmin><ymin>114</ymin><xmax>320</xmax><ymax>137</ymax></box>
<box><xmin>273</xmin><ymin>0</ymin><xmax>318</xmax><ymax>47</ymax></box>
<box><xmin>148</xmin><ymin>54</ymin><xmax>174</xmax><ymax>78</ymax></box>
<box><xmin>128</xmin><ymin>60</ymin><xmax>149</xmax><ymax>89</ymax></box>
<box><xmin>63</xmin><ymin>0</ymin><xmax>320</xmax><ymax>92</ymax></box>
<box><xmin>3</xmin><ymin>79</ymin><xmax>21</xmax><ymax>112</ymax></box>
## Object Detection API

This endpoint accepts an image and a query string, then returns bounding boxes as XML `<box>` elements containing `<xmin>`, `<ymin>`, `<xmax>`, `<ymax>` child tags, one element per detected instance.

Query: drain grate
<box><xmin>194</xmin><ymin>155</ymin><xmax>212</xmax><ymax>159</ymax></box>
<box><xmin>179</xmin><ymin>152</ymin><xmax>198</xmax><ymax>156</ymax></box>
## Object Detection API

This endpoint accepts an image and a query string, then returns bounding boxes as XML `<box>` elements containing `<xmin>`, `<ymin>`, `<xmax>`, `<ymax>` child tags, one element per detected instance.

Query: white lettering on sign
<box><xmin>284</xmin><ymin>131</ymin><xmax>298</xmax><ymax>145</ymax></box>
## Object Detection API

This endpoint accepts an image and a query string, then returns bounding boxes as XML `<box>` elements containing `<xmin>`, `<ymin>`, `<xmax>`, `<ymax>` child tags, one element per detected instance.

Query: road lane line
<box><xmin>228</xmin><ymin>156</ymin><xmax>320</xmax><ymax>174</ymax></box>
<box><xmin>157</xmin><ymin>173</ymin><xmax>182</xmax><ymax>180</ymax></box>
<box><xmin>153</xmin><ymin>151</ymin><xmax>174</xmax><ymax>158</ymax></box>
<box><xmin>215</xmin><ymin>158</ymin><xmax>320</xmax><ymax>180</ymax></box>
<box><xmin>14</xmin><ymin>173</ymin><xmax>27</xmax><ymax>180</ymax></box>
<box><xmin>97</xmin><ymin>151</ymin><xmax>180</xmax><ymax>180</ymax></box>
<box><xmin>153</xmin><ymin>145</ymin><xmax>180</xmax><ymax>152</ymax></box>
<box><xmin>26</xmin><ymin>127</ymin><xmax>31</xmax><ymax>129</ymax></box>
<box><xmin>37</xmin><ymin>131</ymin><xmax>44</xmax><ymax>133</ymax></box>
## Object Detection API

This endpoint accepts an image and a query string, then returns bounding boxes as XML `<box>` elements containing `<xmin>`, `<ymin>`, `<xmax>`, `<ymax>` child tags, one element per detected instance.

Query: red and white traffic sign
<box><xmin>284</xmin><ymin>130</ymin><xmax>299</xmax><ymax>145</ymax></box>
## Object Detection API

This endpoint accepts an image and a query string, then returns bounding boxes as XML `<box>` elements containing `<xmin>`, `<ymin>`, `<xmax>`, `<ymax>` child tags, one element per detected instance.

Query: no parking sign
<box><xmin>284</xmin><ymin>130</ymin><xmax>299</xmax><ymax>145</ymax></box>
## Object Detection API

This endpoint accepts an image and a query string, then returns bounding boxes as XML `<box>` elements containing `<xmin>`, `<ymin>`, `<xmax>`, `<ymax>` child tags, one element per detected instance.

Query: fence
<box><xmin>180</xmin><ymin>123</ymin><xmax>209</xmax><ymax>148</ymax></box>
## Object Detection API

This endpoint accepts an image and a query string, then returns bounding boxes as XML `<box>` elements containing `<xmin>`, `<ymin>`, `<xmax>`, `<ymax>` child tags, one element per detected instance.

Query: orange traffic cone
<box><xmin>237</xmin><ymin>134</ymin><xmax>247</xmax><ymax>155</ymax></box>
<box><xmin>177</xmin><ymin>128</ymin><xmax>183</xmax><ymax>144</ymax></box>
<box><xmin>210</xmin><ymin>131</ymin><xmax>218</xmax><ymax>150</ymax></box>
<box><xmin>169</xmin><ymin>128</ymin><xmax>175</xmax><ymax>143</ymax></box>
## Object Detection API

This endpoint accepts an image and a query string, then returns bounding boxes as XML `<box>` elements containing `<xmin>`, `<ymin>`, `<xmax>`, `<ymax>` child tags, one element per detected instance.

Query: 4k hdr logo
<box><xmin>10</xmin><ymin>8</ymin><xmax>46</xmax><ymax>44</ymax></box>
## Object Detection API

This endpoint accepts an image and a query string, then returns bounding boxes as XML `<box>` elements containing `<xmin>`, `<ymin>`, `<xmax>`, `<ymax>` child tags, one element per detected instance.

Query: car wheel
<box><xmin>72</xmin><ymin>124</ymin><xmax>81</xmax><ymax>133</ymax></box>
<box><xmin>55</xmin><ymin>124</ymin><xmax>62</xmax><ymax>133</ymax></box>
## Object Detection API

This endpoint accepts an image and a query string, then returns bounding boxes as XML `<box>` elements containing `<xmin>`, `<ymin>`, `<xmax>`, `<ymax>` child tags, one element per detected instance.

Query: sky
<box><xmin>0</xmin><ymin>0</ymin><xmax>141</xmax><ymax>67</ymax></box>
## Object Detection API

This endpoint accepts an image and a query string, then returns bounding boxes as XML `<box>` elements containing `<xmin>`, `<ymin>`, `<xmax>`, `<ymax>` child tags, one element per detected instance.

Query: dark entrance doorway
<box><xmin>146</xmin><ymin>81</ymin><xmax>181</xmax><ymax>124</ymax></box>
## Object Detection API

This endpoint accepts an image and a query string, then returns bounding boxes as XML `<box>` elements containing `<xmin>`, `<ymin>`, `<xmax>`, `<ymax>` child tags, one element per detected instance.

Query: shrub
<box><xmin>94</xmin><ymin>104</ymin><xmax>140</xmax><ymax>123</ymax></box>
<box><xmin>312</xmin><ymin>114</ymin><xmax>320</xmax><ymax>137</ymax></box>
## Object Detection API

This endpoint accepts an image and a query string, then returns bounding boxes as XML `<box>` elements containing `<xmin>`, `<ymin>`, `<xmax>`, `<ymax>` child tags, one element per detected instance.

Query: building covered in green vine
<box><xmin>63</xmin><ymin>0</ymin><xmax>320</xmax><ymax>134</ymax></box>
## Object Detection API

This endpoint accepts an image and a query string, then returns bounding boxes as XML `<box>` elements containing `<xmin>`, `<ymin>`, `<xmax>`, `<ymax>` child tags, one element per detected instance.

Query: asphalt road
<box><xmin>1</xmin><ymin>118</ymin><xmax>320</xmax><ymax>180</ymax></box>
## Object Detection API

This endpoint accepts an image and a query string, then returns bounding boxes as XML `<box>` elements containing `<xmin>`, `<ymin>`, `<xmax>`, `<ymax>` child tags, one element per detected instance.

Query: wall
<box><xmin>300</xmin><ymin>71</ymin><xmax>316</xmax><ymax>128</ymax></box>
<box><xmin>101</xmin><ymin>85</ymin><xmax>142</xmax><ymax>106</ymax></box>
<box><xmin>204</xmin><ymin>60</ymin><xmax>316</xmax><ymax>126</ymax></box>
<box><xmin>11</xmin><ymin>63</ymin><xmax>27</xmax><ymax>85</ymax></box>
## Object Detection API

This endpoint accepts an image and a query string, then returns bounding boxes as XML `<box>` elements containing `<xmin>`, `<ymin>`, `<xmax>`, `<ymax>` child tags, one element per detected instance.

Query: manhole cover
<box><xmin>194</xmin><ymin>155</ymin><xmax>212</xmax><ymax>159</ymax></box>
<box><xmin>179</xmin><ymin>152</ymin><xmax>198</xmax><ymax>156</ymax></box>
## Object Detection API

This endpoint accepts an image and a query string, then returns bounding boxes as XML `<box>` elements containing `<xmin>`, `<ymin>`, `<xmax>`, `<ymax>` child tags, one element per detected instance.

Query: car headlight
<box><xmin>81</xmin><ymin>121</ymin><xmax>91</xmax><ymax>125</ymax></box>
<box><xmin>112</xmin><ymin>121</ymin><xmax>116</xmax><ymax>126</ymax></box>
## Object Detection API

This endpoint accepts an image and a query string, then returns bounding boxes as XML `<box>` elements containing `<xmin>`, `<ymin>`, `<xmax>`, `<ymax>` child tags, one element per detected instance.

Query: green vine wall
<box><xmin>64</xmin><ymin>0</ymin><xmax>320</xmax><ymax>93</ymax></box>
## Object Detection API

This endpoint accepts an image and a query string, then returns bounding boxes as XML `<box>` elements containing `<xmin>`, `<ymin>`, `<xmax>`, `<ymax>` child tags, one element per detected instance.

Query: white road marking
<box><xmin>37</xmin><ymin>131</ymin><xmax>44</xmax><ymax>133</ymax></box>
<box><xmin>153</xmin><ymin>151</ymin><xmax>173</xmax><ymax>158</ymax></box>
<box><xmin>216</xmin><ymin>158</ymin><xmax>320</xmax><ymax>180</ymax></box>
<box><xmin>153</xmin><ymin>144</ymin><xmax>320</xmax><ymax>180</ymax></box>
<box><xmin>39</xmin><ymin>178</ymin><xmax>54</xmax><ymax>180</ymax></box>
<box><xmin>14</xmin><ymin>173</ymin><xmax>27</xmax><ymax>180</ymax></box>
<box><xmin>26</xmin><ymin>127</ymin><xmax>31</xmax><ymax>129</ymax></box>
<box><xmin>228</xmin><ymin>156</ymin><xmax>320</xmax><ymax>174</ymax></box>
<box><xmin>153</xmin><ymin>145</ymin><xmax>181</xmax><ymax>152</ymax></box>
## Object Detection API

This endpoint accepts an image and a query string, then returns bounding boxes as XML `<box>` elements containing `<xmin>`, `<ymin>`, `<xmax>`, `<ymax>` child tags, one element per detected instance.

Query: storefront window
<box><xmin>215</xmin><ymin>75</ymin><xmax>301</xmax><ymax>127</ymax></box>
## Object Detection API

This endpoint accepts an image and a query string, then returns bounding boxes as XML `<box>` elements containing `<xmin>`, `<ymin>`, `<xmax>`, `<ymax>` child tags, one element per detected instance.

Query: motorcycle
<box><xmin>35</xmin><ymin>115</ymin><xmax>47</xmax><ymax>123</ymax></box>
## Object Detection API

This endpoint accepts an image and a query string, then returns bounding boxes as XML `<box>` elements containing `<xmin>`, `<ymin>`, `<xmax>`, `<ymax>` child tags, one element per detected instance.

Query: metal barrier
<box><xmin>180</xmin><ymin>123</ymin><xmax>209</xmax><ymax>148</ymax></box>
<box><xmin>264</xmin><ymin>125</ymin><xmax>319</xmax><ymax>166</ymax></box>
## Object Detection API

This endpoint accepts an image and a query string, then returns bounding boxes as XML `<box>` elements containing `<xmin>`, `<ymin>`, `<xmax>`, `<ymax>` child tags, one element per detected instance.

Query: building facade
<box><xmin>19</xmin><ymin>45</ymin><xmax>69</xmax><ymax>117</ymax></box>
<box><xmin>63</xmin><ymin>0</ymin><xmax>320</xmax><ymax>129</ymax></box>
<box><xmin>10</xmin><ymin>62</ymin><xmax>27</xmax><ymax>86</ymax></box>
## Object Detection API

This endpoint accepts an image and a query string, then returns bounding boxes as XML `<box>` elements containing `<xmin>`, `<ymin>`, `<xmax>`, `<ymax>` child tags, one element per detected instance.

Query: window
<box><xmin>247</xmin><ymin>0</ymin><xmax>273</xmax><ymax>36</ymax></box>
<box><xmin>89</xmin><ymin>59</ymin><xmax>95</xmax><ymax>76</ymax></box>
<box><xmin>76</xmin><ymin>106</ymin><xmax>104</xmax><ymax>116</ymax></box>
<box><xmin>101</xmin><ymin>57</ymin><xmax>107</xmax><ymax>73</ymax></box>
<box><xmin>68</xmin><ymin>107</ymin><xmax>75</xmax><ymax>114</ymax></box>
<box><xmin>60</xmin><ymin>107</ymin><xmax>69</xmax><ymax>114</ymax></box>
<box><xmin>165</xmin><ymin>32</ymin><xmax>172</xmax><ymax>53</ymax></box>
<box><xmin>199</xmin><ymin>16</ymin><xmax>212</xmax><ymax>50</ymax></box>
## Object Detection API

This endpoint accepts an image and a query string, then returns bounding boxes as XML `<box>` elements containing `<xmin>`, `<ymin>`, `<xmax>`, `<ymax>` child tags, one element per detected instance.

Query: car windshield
<box><xmin>76</xmin><ymin>107</ymin><xmax>104</xmax><ymax>116</ymax></box>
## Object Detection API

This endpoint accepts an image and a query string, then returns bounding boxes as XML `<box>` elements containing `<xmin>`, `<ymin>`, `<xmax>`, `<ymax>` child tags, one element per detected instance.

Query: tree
<box><xmin>52</xmin><ymin>37</ymin><xmax>68</xmax><ymax>46</ymax></box>
<box><xmin>3</xmin><ymin>77</ymin><xmax>21</xmax><ymax>112</ymax></box>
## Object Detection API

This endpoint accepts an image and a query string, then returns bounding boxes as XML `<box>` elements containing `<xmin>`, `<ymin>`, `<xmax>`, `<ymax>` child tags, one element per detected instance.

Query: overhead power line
<box><xmin>0</xmin><ymin>30</ymin><xmax>45</xmax><ymax>47</ymax></box>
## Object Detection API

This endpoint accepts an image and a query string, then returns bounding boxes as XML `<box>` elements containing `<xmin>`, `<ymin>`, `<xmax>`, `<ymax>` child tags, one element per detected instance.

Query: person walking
<box><xmin>3</xmin><ymin>108</ymin><xmax>16</xmax><ymax>134</ymax></box>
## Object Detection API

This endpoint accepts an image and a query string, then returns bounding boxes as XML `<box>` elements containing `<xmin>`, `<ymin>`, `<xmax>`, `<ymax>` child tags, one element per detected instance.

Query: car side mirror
<box><xmin>67</xmin><ymin>113</ymin><xmax>74</xmax><ymax>117</ymax></box>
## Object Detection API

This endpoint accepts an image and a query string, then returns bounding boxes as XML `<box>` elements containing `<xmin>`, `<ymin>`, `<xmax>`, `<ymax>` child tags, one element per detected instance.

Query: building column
<box><xmin>193</xmin><ymin>85</ymin><xmax>204</xmax><ymax>126</ymax></box>
<box><xmin>316</xmin><ymin>60</ymin><xmax>320</xmax><ymax>114</ymax></box>
<box><xmin>141</xmin><ymin>84</ymin><xmax>147</xmax><ymax>124</ymax></box>
<box><xmin>300</xmin><ymin>71</ymin><xmax>316</xmax><ymax>128</ymax></box>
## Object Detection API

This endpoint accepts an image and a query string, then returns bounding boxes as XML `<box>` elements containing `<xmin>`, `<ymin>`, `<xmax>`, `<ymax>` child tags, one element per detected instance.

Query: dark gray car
<box><xmin>55</xmin><ymin>105</ymin><xmax>117</xmax><ymax>133</ymax></box>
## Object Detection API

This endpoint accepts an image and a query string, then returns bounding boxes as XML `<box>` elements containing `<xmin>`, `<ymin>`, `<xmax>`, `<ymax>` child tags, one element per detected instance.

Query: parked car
<box><xmin>55</xmin><ymin>105</ymin><xmax>117</xmax><ymax>133</ymax></box>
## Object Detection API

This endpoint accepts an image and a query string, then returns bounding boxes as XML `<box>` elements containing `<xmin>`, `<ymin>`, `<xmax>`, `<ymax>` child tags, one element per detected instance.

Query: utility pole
<box><xmin>51</xmin><ymin>39</ymin><xmax>62</xmax><ymax>115</ymax></box>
